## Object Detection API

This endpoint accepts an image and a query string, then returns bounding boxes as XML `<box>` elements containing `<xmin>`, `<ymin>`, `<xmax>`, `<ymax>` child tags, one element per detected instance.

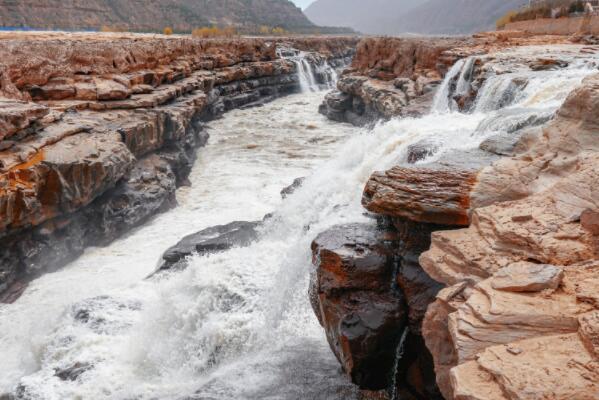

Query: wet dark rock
<box><xmin>281</xmin><ymin>177</ymin><xmax>306</xmax><ymax>198</ymax></box>
<box><xmin>406</xmin><ymin>140</ymin><xmax>439</xmax><ymax>164</ymax></box>
<box><xmin>311</xmin><ymin>222</ymin><xmax>407</xmax><ymax>390</ymax></box>
<box><xmin>158</xmin><ymin>220</ymin><xmax>262</xmax><ymax>271</ymax></box>
<box><xmin>92</xmin><ymin>154</ymin><xmax>178</xmax><ymax>243</ymax></box>
<box><xmin>396</xmin><ymin>251</ymin><xmax>443</xmax><ymax>334</ymax></box>
<box><xmin>71</xmin><ymin>296</ymin><xmax>141</xmax><ymax>334</ymax></box>
<box><xmin>55</xmin><ymin>362</ymin><xmax>93</xmax><ymax>381</ymax></box>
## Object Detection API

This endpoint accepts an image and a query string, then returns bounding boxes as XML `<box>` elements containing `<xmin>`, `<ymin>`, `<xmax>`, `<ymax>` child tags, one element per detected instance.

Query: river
<box><xmin>1</xmin><ymin>45</ymin><xmax>597</xmax><ymax>399</ymax></box>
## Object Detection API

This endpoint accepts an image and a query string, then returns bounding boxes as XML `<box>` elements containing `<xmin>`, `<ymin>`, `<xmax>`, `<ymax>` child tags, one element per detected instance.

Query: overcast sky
<box><xmin>291</xmin><ymin>0</ymin><xmax>313</xmax><ymax>9</ymax></box>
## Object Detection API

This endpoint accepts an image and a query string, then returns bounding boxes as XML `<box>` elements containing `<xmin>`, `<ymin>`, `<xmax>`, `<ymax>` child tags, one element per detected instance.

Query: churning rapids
<box><xmin>1</xmin><ymin>45</ymin><xmax>598</xmax><ymax>400</ymax></box>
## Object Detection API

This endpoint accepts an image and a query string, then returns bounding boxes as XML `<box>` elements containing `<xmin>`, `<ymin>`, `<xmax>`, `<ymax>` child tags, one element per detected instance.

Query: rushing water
<box><xmin>1</xmin><ymin>45</ymin><xmax>598</xmax><ymax>400</ymax></box>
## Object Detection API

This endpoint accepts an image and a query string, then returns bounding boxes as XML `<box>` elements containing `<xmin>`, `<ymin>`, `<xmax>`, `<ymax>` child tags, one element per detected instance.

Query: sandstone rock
<box><xmin>0</xmin><ymin>131</ymin><xmax>134</xmax><ymax>233</ymax></box>
<box><xmin>95</xmin><ymin>79</ymin><xmax>130</xmax><ymax>101</ymax></box>
<box><xmin>420</xmin><ymin>74</ymin><xmax>599</xmax><ymax>400</ymax></box>
<box><xmin>581</xmin><ymin>209</ymin><xmax>599</xmax><ymax>235</ymax></box>
<box><xmin>530</xmin><ymin>58</ymin><xmax>569</xmax><ymax>71</ymax></box>
<box><xmin>490</xmin><ymin>262</ymin><xmax>563</xmax><ymax>292</ymax></box>
<box><xmin>0</xmin><ymin>98</ymin><xmax>49</xmax><ymax>141</ymax></box>
<box><xmin>477</xmin><ymin>334</ymin><xmax>599</xmax><ymax>400</ymax></box>
<box><xmin>363</xmin><ymin>166</ymin><xmax>477</xmax><ymax>226</ymax></box>
<box><xmin>94</xmin><ymin>154</ymin><xmax>178</xmax><ymax>242</ymax></box>
<box><xmin>579</xmin><ymin>311</ymin><xmax>599</xmax><ymax>359</ymax></box>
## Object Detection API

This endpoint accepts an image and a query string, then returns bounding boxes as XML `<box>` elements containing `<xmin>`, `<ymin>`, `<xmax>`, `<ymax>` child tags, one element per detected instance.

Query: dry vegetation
<box><xmin>497</xmin><ymin>0</ymin><xmax>588</xmax><ymax>28</ymax></box>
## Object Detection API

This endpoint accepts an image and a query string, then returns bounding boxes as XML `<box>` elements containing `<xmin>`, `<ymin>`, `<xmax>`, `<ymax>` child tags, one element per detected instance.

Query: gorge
<box><xmin>1</xmin><ymin>28</ymin><xmax>599</xmax><ymax>400</ymax></box>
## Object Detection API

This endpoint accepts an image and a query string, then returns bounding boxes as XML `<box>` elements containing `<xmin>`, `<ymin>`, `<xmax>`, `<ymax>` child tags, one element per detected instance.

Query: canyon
<box><xmin>1</xmin><ymin>26</ymin><xmax>599</xmax><ymax>400</ymax></box>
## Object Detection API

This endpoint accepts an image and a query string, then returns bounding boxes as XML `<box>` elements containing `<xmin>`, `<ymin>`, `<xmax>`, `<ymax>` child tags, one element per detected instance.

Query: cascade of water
<box><xmin>431</xmin><ymin>58</ymin><xmax>466</xmax><ymax>113</ymax></box>
<box><xmin>388</xmin><ymin>327</ymin><xmax>409</xmax><ymax>400</ymax></box>
<box><xmin>291</xmin><ymin>54</ymin><xmax>320</xmax><ymax>93</ymax></box>
<box><xmin>316</xmin><ymin>61</ymin><xmax>338</xmax><ymax>89</ymax></box>
<box><xmin>455</xmin><ymin>56</ymin><xmax>476</xmax><ymax>98</ymax></box>
<box><xmin>1</xmin><ymin>46</ymin><xmax>597</xmax><ymax>400</ymax></box>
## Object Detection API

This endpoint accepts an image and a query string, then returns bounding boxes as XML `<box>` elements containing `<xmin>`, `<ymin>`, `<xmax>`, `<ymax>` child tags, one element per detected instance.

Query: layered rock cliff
<box><xmin>319</xmin><ymin>33</ymin><xmax>571</xmax><ymax>126</ymax></box>
<box><xmin>420</xmin><ymin>72</ymin><xmax>599</xmax><ymax>400</ymax></box>
<box><xmin>311</xmin><ymin>33</ymin><xmax>599</xmax><ymax>400</ymax></box>
<box><xmin>0</xmin><ymin>32</ymin><xmax>358</xmax><ymax>302</ymax></box>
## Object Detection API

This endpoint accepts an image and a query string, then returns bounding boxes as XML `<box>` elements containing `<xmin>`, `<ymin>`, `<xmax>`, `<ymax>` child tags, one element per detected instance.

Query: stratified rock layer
<box><xmin>0</xmin><ymin>33</ymin><xmax>358</xmax><ymax>300</ymax></box>
<box><xmin>320</xmin><ymin>33</ymin><xmax>574</xmax><ymax>125</ymax></box>
<box><xmin>420</xmin><ymin>74</ymin><xmax>599</xmax><ymax>399</ymax></box>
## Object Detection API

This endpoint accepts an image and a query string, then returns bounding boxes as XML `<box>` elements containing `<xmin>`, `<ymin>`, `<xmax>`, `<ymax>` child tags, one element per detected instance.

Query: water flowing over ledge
<box><xmin>2</xmin><ymin>33</ymin><xmax>599</xmax><ymax>400</ymax></box>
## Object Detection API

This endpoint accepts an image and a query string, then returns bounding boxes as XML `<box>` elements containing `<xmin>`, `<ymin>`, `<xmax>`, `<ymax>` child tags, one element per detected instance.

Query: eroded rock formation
<box><xmin>320</xmin><ymin>33</ymin><xmax>574</xmax><ymax>126</ymax></box>
<box><xmin>420</xmin><ymin>73</ymin><xmax>599</xmax><ymax>400</ymax></box>
<box><xmin>312</xmin><ymin>32</ymin><xmax>599</xmax><ymax>400</ymax></box>
<box><xmin>0</xmin><ymin>33</ymin><xmax>358</xmax><ymax>301</ymax></box>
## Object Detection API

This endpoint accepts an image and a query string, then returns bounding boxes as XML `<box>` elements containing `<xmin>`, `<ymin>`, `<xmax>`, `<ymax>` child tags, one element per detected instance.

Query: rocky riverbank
<box><xmin>0</xmin><ymin>32</ymin><xmax>358</xmax><ymax>302</ymax></box>
<box><xmin>319</xmin><ymin>32</ymin><xmax>573</xmax><ymax>126</ymax></box>
<box><xmin>311</xmin><ymin>32</ymin><xmax>599</xmax><ymax>399</ymax></box>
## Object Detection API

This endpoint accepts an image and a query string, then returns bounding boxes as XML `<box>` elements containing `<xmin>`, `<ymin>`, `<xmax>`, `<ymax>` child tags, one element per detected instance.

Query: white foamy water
<box><xmin>1</xmin><ymin>45</ymin><xmax>598</xmax><ymax>400</ymax></box>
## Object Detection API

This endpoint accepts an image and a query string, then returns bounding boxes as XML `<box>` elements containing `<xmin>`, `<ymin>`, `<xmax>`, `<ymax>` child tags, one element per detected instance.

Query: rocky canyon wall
<box><xmin>0</xmin><ymin>33</ymin><xmax>358</xmax><ymax>302</ymax></box>
<box><xmin>311</xmin><ymin>32</ymin><xmax>599</xmax><ymax>400</ymax></box>
<box><xmin>320</xmin><ymin>33</ymin><xmax>572</xmax><ymax>126</ymax></box>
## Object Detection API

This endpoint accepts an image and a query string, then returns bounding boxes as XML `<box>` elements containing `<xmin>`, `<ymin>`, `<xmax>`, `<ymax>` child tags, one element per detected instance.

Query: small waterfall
<box><xmin>388</xmin><ymin>327</ymin><xmax>409</xmax><ymax>400</ymax></box>
<box><xmin>281</xmin><ymin>49</ymin><xmax>339</xmax><ymax>93</ymax></box>
<box><xmin>431</xmin><ymin>58</ymin><xmax>466</xmax><ymax>113</ymax></box>
<box><xmin>295</xmin><ymin>56</ymin><xmax>318</xmax><ymax>93</ymax></box>
<box><xmin>455</xmin><ymin>57</ymin><xmax>476</xmax><ymax>98</ymax></box>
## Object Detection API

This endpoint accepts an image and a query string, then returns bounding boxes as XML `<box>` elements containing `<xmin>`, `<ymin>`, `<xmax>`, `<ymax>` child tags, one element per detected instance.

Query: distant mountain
<box><xmin>305</xmin><ymin>0</ymin><xmax>424</xmax><ymax>34</ymax></box>
<box><xmin>394</xmin><ymin>0</ymin><xmax>527</xmax><ymax>35</ymax></box>
<box><xmin>0</xmin><ymin>0</ymin><xmax>318</xmax><ymax>32</ymax></box>
<box><xmin>305</xmin><ymin>0</ymin><xmax>526</xmax><ymax>35</ymax></box>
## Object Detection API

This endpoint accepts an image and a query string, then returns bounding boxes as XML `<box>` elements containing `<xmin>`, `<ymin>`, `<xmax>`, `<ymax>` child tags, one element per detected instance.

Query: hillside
<box><xmin>0</xmin><ymin>0</ymin><xmax>316</xmax><ymax>32</ymax></box>
<box><xmin>394</xmin><ymin>0</ymin><xmax>527</xmax><ymax>35</ymax></box>
<box><xmin>305</xmin><ymin>0</ymin><xmax>526</xmax><ymax>34</ymax></box>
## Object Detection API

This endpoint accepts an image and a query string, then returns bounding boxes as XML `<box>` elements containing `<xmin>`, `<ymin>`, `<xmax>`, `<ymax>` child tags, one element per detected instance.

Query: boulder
<box><xmin>158</xmin><ymin>220</ymin><xmax>262</xmax><ymax>271</ymax></box>
<box><xmin>311</xmin><ymin>222</ymin><xmax>406</xmax><ymax>390</ymax></box>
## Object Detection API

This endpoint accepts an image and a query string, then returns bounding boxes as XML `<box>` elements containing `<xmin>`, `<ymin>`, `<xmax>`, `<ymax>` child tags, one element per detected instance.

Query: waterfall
<box><xmin>388</xmin><ymin>327</ymin><xmax>409</xmax><ymax>400</ymax></box>
<box><xmin>1</xmin><ymin>46</ymin><xmax>597</xmax><ymax>400</ymax></box>
<box><xmin>285</xmin><ymin>50</ymin><xmax>339</xmax><ymax>93</ymax></box>
<box><xmin>295</xmin><ymin>56</ymin><xmax>318</xmax><ymax>93</ymax></box>
<box><xmin>455</xmin><ymin>57</ymin><xmax>476</xmax><ymax>98</ymax></box>
<box><xmin>431</xmin><ymin>58</ymin><xmax>466</xmax><ymax>113</ymax></box>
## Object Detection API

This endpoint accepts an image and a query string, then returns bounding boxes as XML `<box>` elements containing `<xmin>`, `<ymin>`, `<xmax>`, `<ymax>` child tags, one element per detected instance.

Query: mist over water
<box><xmin>1</xmin><ymin>45</ymin><xmax>597</xmax><ymax>400</ymax></box>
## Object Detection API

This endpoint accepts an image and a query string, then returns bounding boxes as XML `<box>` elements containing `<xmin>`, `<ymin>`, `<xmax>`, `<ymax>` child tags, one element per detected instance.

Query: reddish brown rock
<box><xmin>363</xmin><ymin>166</ymin><xmax>477</xmax><ymax>226</ymax></box>
<box><xmin>0</xmin><ymin>98</ymin><xmax>49</xmax><ymax>141</ymax></box>
<box><xmin>311</xmin><ymin>223</ymin><xmax>406</xmax><ymax>390</ymax></box>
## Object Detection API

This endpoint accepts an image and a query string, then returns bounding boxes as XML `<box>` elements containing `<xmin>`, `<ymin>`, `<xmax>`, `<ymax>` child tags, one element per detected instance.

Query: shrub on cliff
<box><xmin>163</xmin><ymin>27</ymin><xmax>173</xmax><ymax>35</ymax></box>
<box><xmin>496</xmin><ymin>10</ymin><xmax>518</xmax><ymax>29</ymax></box>
<box><xmin>100</xmin><ymin>25</ymin><xmax>128</xmax><ymax>32</ymax></box>
<box><xmin>192</xmin><ymin>26</ymin><xmax>237</xmax><ymax>38</ymax></box>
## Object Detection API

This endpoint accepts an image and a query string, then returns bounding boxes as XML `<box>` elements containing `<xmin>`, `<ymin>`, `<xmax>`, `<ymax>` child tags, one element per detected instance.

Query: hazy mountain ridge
<box><xmin>305</xmin><ymin>0</ymin><xmax>424</xmax><ymax>34</ymax></box>
<box><xmin>305</xmin><ymin>0</ymin><xmax>526</xmax><ymax>34</ymax></box>
<box><xmin>0</xmin><ymin>0</ymin><xmax>316</xmax><ymax>32</ymax></box>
